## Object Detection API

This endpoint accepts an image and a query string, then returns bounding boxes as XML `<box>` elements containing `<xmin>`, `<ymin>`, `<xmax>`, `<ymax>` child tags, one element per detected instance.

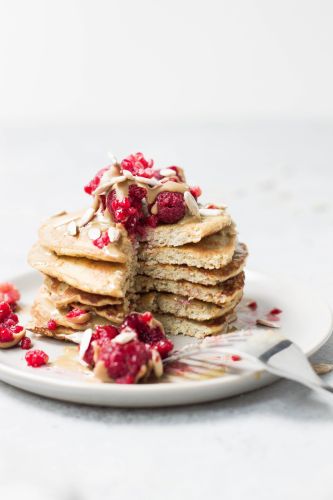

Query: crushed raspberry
<box><xmin>0</xmin><ymin>327</ymin><xmax>14</xmax><ymax>343</ymax></box>
<box><xmin>121</xmin><ymin>312</ymin><xmax>173</xmax><ymax>358</ymax></box>
<box><xmin>47</xmin><ymin>319</ymin><xmax>57</xmax><ymax>331</ymax></box>
<box><xmin>106</xmin><ymin>188</ymin><xmax>146</xmax><ymax>239</ymax></box>
<box><xmin>270</xmin><ymin>308</ymin><xmax>282</xmax><ymax>315</ymax></box>
<box><xmin>0</xmin><ymin>283</ymin><xmax>20</xmax><ymax>308</ymax></box>
<box><xmin>0</xmin><ymin>301</ymin><xmax>24</xmax><ymax>344</ymax></box>
<box><xmin>20</xmin><ymin>337</ymin><xmax>32</xmax><ymax>349</ymax></box>
<box><xmin>84</xmin><ymin>166</ymin><xmax>109</xmax><ymax>195</ymax></box>
<box><xmin>189</xmin><ymin>186</ymin><xmax>202</xmax><ymax>199</ymax></box>
<box><xmin>145</xmin><ymin>215</ymin><xmax>158</xmax><ymax>228</ymax></box>
<box><xmin>25</xmin><ymin>350</ymin><xmax>49</xmax><ymax>367</ymax></box>
<box><xmin>247</xmin><ymin>301</ymin><xmax>258</xmax><ymax>311</ymax></box>
<box><xmin>121</xmin><ymin>152</ymin><xmax>154</xmax><ymax>178</ymax></box>
<box><xmin>96</xmin><ymin>339</ymin><xmax>151</xmax><ymax>384</ymax></box>
<box><xmin>155</xmin><ymin>192</ymin><xmax>186</xmax><ymax>225</ymax></box>
<box><xmin>93</xmin><ymin>231</ymin><xmax>110</xmax><ymax>249</ymax></box>
<box><xmin>66</xmin><ymin>308</ymin><xmax>87</xmax><ymax>319</ymax></box>
<box><xmin>83</xmin><ymin>325</ymin><xmax>119</xmax><ymax>367</ymax></box>
<box><xmin>231</xmin><ymin>354</ymin><xmax>241</xmax><ymax>361</ymax></box>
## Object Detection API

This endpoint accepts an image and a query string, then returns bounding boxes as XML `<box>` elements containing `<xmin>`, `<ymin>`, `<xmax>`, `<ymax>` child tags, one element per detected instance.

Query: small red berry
<box><xmin>20</xmin><ymin>337</ymin><xmax>32</xmax><ymax>349</ymax></box>
<box><xmin>189</xmin><ymin>186</ymin><xmax>202</xmax><ymax>199</ymax></box>
<box><xmin>121</xmin><ymin>152</ymin><xmax>154</xmax><ymax>178</ymax></box>
<box><xmin>141</xmin><ymin>312</ymin><xmax>153</xmax><ymax>323</ymax></box>
<box><xmin>231</xmin><ymin>354</ymin><xmax>241</xmax><ymax>362</ymax></box>
<box><xmin>47</xmin><ymin>319</ymin><xmax>57</xmax><ymax>331</ymax></box>
<box><xmin>0</xmin><ymin>283</ymin><xmax>20</xmax><ymax>306</ymax></box>
<box><xmin>269</xmin><ymin>308</ymin><xmax>282</xmax><ymax>315</ymax></box>
<box><xmin>155</xmin><ymin>191</ymin><xmax>186</xmax><ymax>224</ymax></box>
<box><xmin>25</xmin><ymin>350</ymin><xmax>49</xmax><ymax>367</ymax></box>
<box><xmin>0</xmin><ymin>327</ymin><xmax>14</xmax><ymax>343</ymax></box>
<box><xmin>84</xmin><ymin>166</ymin><xmax>109</xmax><ymax>195</ymax></box>
<box><xmin>247</xmin><ymin>301</ymin><xmax>258</xmax><ymax>311</ymax></box>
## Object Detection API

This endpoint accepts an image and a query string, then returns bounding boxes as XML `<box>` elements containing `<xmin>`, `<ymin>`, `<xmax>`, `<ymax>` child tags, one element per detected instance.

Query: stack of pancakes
<box><xmin>28</xmin><ymin>208</ymin><xmax>247</xmax><ymax>340</ymax></box>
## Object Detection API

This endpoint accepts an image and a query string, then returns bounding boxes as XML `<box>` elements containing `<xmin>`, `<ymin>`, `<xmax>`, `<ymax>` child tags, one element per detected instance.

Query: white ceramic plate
<box><xmin>0</xmin><ymin>270</ymin><xmax>331</xmax><ymax>407</ymax></box>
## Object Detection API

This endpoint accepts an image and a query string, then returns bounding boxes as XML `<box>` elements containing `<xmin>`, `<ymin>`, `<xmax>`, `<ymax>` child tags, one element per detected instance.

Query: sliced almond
<box><xmin>133</xmin><ymin>175</ymin><xmax>159</xmax><ymax>186</ymax></box>
<box><xmin>184</xmin><ymin>191</ymin><xmax>201</xmax><ymax>218</ymax></box>
<box><xmin>122</xmin><ymin>169</ymin><xmax>135</xmax><ymax>180</ymax></box>
<box><xmin>107</xmin><ymin>227</ymin><xmax>121</xmax><ymax>243</ymax></box>
<box><xmin>77</xmin><ymin>207</ymin><xmax>97</xmax><ymax>228</ymax></box>
<box><xmin>67</xmin><ymin>221</ymin><xmax>78</xmax><ymax>236</ymax></box>
<box><xmin>53</xmin><ymin>215</ymin><xmax>80</xmax><ymax>228</ymax></box>
<box><xmin>151</xmin><ymin>349</ymin><xmax>163</xmax><ymax>378</ymax></box>
<box><xmin>113</xmin><ymin>328</ymin><xmax>137</xmax><ymax>345</ymax></box>
<box><xmin>199</xmin><ymin>208</ymin><xmax>224</xmax><ymax>216</ymax></box>
<box><xmin>88</xmin><ymin>227</ymin><xmax>101</xmax><ymax>241</ymax></box>
<box><xmin>312</xmin><ymin>363</ymin><xmax>333</xmax><ymax>375</ymax></box>
<box><xmin>159</xmin><ymin>168</ymin><xmax>176</xmax><ymax>177</ymax></box>
<box><xmin>79</xmin><ymin>328</ymin><xmax>93</xmax><ymax>361</ymax></box>
<box><xmin>92</xmin><ymin>175</ymin><xmax>126</xmax><ymax>195</ymax></box>
<box><xmin>256</xmin><ymin>318</ymin><xmax>280</xmax><ymax>328</ymax></box>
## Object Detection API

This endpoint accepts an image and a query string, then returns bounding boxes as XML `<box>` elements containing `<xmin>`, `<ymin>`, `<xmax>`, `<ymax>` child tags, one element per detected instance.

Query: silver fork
<box><xmin>164</xmin><ymin>329</ymin><xmax>333</xmax><ymax>396</ymax></box>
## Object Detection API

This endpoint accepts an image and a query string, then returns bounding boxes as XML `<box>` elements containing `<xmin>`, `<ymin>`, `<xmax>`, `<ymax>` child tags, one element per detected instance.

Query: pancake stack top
<box><xmin>28</xmin><ymin>153</ymin><xmax>247</xmax><ymax>340</ymax></box>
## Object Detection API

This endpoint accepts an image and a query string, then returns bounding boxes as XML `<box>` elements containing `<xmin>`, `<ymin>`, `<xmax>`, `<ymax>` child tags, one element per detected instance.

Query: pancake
<box><xmin>39</xmin><ymin>210</ymin><xmax>133</xmax><ymax>264</ymax></box>
<box><xmin>154</xmin><ymin>311</ymin><xmax>237</xmax><ymax>338</ymax></box>
<box><xmin>138</xmin><ymin>225</ymin><xmax>237</xmax><ymax>269</ymax></box>
<box><xmin>28</xmin><ymin>243</ymin><xmax>133</xmax><ymax>298</ymax></box>
<box><xmin>135</xmin><ymin>289</ymin><xmax>242</xmax><ymax>321</ymax></box>
<box><xmin>138</xmin><ymin>243</ymin><xmax>247</xmax><ymax>286</ymax></box>
<box><xmin>135</xmin><ymin>272</ymin><xmax>245</xmax><ymax>306</ymax></box>
<box><xmin>140</xmin><ymin>212</ymin><xmax>232</xmax><ymax>247</ymax></box>
<box><xmin>44</xmin><ymin>276</ymin><xmax>123</xmax><ymax>307</ymax></box>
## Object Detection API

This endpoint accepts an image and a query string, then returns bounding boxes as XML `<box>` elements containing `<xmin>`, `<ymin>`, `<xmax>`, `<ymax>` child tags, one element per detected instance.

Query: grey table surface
<box><xmin>0</xmin><ymin>121</ymin><xmax>332</xmax><ymax>500</ymax></box>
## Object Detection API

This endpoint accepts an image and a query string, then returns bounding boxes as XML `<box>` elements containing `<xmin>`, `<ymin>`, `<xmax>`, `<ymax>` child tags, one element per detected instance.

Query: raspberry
<box><xmin>0</xmin><ymin>283</ymin><xmax>20</xmax><ymax>307</ymax></box>
<box><xmin>96</xmin><ymin>339</ymin><xmax>151</xmax><ymax>384</ymax></box>
<box><xmin>155</xmin><ymin>192</ymin><xmax>186</xmax><ymax>224</ymax></box>
<box><xmin>247</xmin><ymin>301</ymin><xmax>257</xmax><ymax>311</ymax></box>
<box><xmin>47</xmin><ymin>319</ymin><xmax>57</xmax><ymax>331</ymax></box>
<box><xmin>0</xmin><ymin>327</ymin><xmax>14</xmax><ymax>343</ymax></box>
<box><xmin>84</xmin><ymin>166</ymin><xmax>109</xmax><ymax>195</ymax></box>
<box><xmin>270</xmin><ymin>308</ymin><xmax>282</xmax><ymax>315</ymax></box>
<box><xmin>93</xmin><ymin>231</ymin><xmax>110</xmax><ymax>249</ymax></box>
<box><xmin>20</xmin><ymin>337</ymin><xmax>32</xmax><ymax>349</ymax></box>
<box><xmin>66</xmin><ymin>308</ymin><xmax>87</xmax><ymax>318</ymax></box>
<box><xmin>189</xmin><ymin>186</ymin><xmax>202</xmax><ymax>199</ymax></box>
<box><xmin>25</xmin><ymin>350</ymin><xmax>49</xmax><ymax>367</ymax></box>
<box><xmin>106</xmin><ymin>189</ymin><xmax>146</xmax><ymax>239</ymax></box>
<box><xmin>121</xmin><ymin>312</ymin><xmax>173</xmax><ymax>358</ymax></box>
<box><xmin>121</xmin><ymin>152</ymin><xmax>154</xmax><ymax>178</ymax></box>
<box><xmin>146</xmin><ymin>215</ymin><xmax>158</xmax><ymax>228</ymax></box>
<box><xmin>83</xmin><ymin>325</ymin><xmax>119</xmax><ymax>367</ymax></box>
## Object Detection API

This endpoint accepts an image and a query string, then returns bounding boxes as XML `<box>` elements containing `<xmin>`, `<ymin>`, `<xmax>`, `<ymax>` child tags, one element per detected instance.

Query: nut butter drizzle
<box><xmin>57</xmin><ymin>156</ymin><xmax>226</xmax><ymax>241</ymax></box>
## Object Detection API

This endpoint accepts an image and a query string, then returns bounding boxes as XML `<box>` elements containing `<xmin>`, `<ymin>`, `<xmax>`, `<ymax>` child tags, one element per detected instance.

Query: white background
<box><xmin>0</xmin><ymin>0</ymin><xmax>333</xmax><ymax>124</ymax></box>
<box><xmin>1</xmin><ymin>2</ymin><xmax>333</xmax><ymax>500</ymax></box>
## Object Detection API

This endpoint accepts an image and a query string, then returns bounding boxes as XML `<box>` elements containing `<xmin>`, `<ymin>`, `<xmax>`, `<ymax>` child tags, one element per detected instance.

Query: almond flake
<box><xmin>107</xmin><ymin>227</ymin><xmax>121</xmax><ymax>242</ymax></box>
<box><xmin>113</xmin><ymin>328</ymin><xmax>137</xmax><ymax>345</ymax></box>
<box><xmin>79</xmin><ymin>328</ymin><xmax>93</xmax><ymax>361</ymax></box>
<box><xmin>184</xmin><ymin>191</ymin><xmax>200</xmax><ymax>217</ymax></box>
<box><xmin>67</xmin><ymin>221</ymin><xmax>78</xmax><ymax>236</ymax></box>
<box><xmin>88</xmin><ymin>227</ymin><xmax>101</xmax><ymax>240</ymax></box>
<box><xmin>77</xmin><ymin>207</ymin><xmax>97</xmax><ymax>228</ymax></box>
<box><xmin>312</xmin><ymin>363</ymin><xmax>333</xmax><ymax>375</ymax></box>
<box><xmin>151</xmin><ymin>349</ymin><xmax>163</xmax><ymax>378</ymax></box>
<box><xmin>132</xmin><ymin>175</ymin><xmax>159</xmax><ymax>186</ymax></box>
<box><xmin>256</xmin><ymin>318</ymin><xmax>280</xmax><ymax>328</ymax></box>
<box><xmin>160</xmin><ymin>168</ymin><xmax>176</xmax><ymax>177</ymax></box>
<box><xmin>199</xmin><ymin>208</ymin><xmax>224</xmax><ymax>216</ymax></box>
<box><xmin>122</xmin><ymin>169</ymin><xmax>135</xmax><ymax>180</ymax></box>
<box><xmin>92</xmin><ymin>175</ymin><xmax>126</xmax><ymax>195</ymax></box>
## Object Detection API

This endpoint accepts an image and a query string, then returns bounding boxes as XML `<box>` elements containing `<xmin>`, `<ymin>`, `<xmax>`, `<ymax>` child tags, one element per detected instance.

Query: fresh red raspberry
<box><xmin>83</xmin><ymin>325</ymin><xmax>119</xmax><ymax>367</ymax></box>
<box><xmin>106</xmin><ymin>189</ymin><xmax>146</xmax><ymax>239</ymax></box>
<box><xmin>155</xmin><ymin>192</ymin><xmax>186</xmax><ymax>224</ymax></box>
<box><xmin>189</xmin><ymin>186</ymin><xmax>202</xmax><ymax>199</ymax></box>
<box><xmin>47</xmin><ymin>319</ymin><xmax>57</xmax><ymax>331</ymax></box>
<box><xmin>121</xmin><ymin>152</ymin><xmax>154</xmax><ymax>178</ymax></box>
<box><xmin>25</xmin><ymin>350</ymin><xmax>49</xmax><ymax>367</ymax></box>
<box><xmin>96</xmin><ymin>339</ymin><xmax>151</xmax><ymax>384</ymax></box>
<box><xmin>0</xmin><ymin>327</ymin><xmax>14</xmax><ymax>343</ymax></box>
<box><xmin>0</xmin><ymin>283</ymin><xmax>20</xmax><ymax>308</ymax></box>
<box><xmin>153</xmin><ymin>338</ymin><xmax>174</xmax><ymax>358</ymax></box>
<box><xmin>269</xmin><ymin>308</ymin><xmax>282</xmax><ymax>315</ymax></box>
<box><xmin>84</xmin><ymin>166</ymin><xmax>109</xmax><ymax>195</ymax></box>
<box><xmin>20</xmin><ymin>337</ymin><xmax>32</xmax><ymax>349</ymax></box>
